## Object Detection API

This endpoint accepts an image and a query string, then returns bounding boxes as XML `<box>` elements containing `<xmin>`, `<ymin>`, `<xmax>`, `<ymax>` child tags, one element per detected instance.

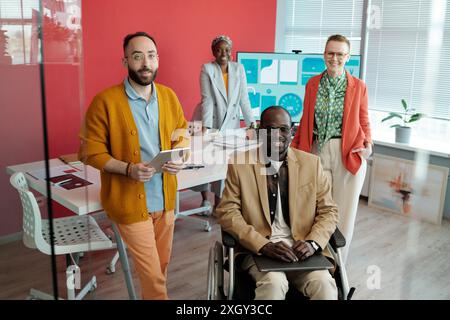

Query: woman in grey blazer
<box><xmin>197</xmin><ymin>35</ymin><xmax>256</xmax><ymax>209</ymax></box>
<box><xmin>201</xmin><ymin>35</ymin><xmax>255</xmax><ymax>130</ymax></box>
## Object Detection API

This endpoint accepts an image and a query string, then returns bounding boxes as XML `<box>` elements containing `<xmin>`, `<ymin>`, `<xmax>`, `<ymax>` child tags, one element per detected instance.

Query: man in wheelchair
<box><xmin>214</xmin><ymin>106</ymin><xmax>339</xmax><ymax>300</ymax></box>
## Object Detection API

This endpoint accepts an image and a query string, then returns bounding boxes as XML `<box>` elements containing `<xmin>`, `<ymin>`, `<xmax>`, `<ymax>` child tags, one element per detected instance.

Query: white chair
<box><xmin>10</xmin><ymin>172</ymin><xmax>115</xmax><ymax>300</ymax></box>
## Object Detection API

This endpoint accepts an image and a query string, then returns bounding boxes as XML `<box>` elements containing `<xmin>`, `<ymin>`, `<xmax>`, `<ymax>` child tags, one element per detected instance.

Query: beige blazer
<box><xmin>215</xmin><ymin>148</ymin><xmax>339</xmax><ymax>259</ymax></box>
<box><xmin>200</xmin><ymin>61</ymin><xmax>254</xmax><ymax>130</ymax></box>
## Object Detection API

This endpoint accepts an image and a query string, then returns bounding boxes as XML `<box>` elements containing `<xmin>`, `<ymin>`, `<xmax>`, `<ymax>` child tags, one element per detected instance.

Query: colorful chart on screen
<box><xmin>237</xmin><ymin>52</ymin><xmax>361</xmax><ymax>123</ymax></box>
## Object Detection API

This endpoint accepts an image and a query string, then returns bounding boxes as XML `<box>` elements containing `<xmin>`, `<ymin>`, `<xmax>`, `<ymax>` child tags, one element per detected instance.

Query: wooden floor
<box><xmin>1</xmin><ymin>193</ymin><xmax>449</xmax><ymax>300</ymax></box>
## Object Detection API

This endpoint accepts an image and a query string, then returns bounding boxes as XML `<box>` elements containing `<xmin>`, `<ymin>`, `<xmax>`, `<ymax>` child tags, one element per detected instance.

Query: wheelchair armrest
<box><xmin>329</xmin><ymin>227</ymin><xmax>346</xmax><ymax>249</ymax></box>
<box><xmin>221</xmin><ymin>230</ymin><xmax>237</xmax><ymax>248</ymax></box>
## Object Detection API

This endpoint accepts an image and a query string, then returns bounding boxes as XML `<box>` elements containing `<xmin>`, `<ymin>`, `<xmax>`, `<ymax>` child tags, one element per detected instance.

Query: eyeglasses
<box><xmin>325</xmin><ymin>51</ymin><xmax>348</xmax><ymax>60</ymax></box>
<box><xmin>259</xmin><ymin>126</ymin><xmax>292</xmax><ymax>135</ymax></box>
<box><xmin>127</xmin><ymin>52</ymin><xmax>158</xmax><ymax>62</ymax></box>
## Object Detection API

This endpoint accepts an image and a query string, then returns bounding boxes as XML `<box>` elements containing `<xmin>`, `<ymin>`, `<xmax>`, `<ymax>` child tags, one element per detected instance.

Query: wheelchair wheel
<box><xmin>206</xmin><ymin>241</ymin><xmax>225</xmax><ymax>300</ymax></box>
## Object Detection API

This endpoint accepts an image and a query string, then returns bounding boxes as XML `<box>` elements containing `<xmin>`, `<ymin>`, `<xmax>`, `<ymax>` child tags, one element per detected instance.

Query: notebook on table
<box><xmin>48</xmin><ymin>174</ymin><xmax>92</xmax><ymax>190</ymax></box>
<box><xmin>254</xmin><ymin>254</ymin><xmax>333</xmax><ymax>272</ymax></box>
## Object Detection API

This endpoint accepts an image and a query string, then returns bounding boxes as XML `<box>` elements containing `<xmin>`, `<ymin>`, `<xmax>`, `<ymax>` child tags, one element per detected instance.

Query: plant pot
<box><xmin>395</xmin><ymin>126</ymin><xmax>411</xmax><ymax>144</ymax></box>
<box><xmin>0</xmin><ymin>55</ymin><xmax>12</xmax><ymax>65</ymax></box>
<box><xmin>44</xmin><ymin>41</ymin><xmax>73</xmax><ymax>64</ymax></box>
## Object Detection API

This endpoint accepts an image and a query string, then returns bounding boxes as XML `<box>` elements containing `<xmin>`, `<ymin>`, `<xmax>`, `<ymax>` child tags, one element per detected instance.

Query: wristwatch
<box><xmin>308</xmin><ymin>240</ymin><xmax>320</xmax><ymax>252</ymax></box>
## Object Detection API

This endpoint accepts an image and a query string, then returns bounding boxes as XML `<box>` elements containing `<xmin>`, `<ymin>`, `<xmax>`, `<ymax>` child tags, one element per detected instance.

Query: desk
<box><xmin>6</xmin><ymin>159</ymin><xmax>226</xmax><ymax>211</ymax></box>
<box><xmin>6</xmin><ymin>135</ymin><xmax>258</xmax><ymax>299</ymax></box>
<box><xmin>6</xmin><ymin>159</ymin><xmax>101</xmax><ymax>215</ymax></box>
<box><xmin>6</xmin><ymin>134</ymin><xmax>258</xmax><ymax>229</ymax></box>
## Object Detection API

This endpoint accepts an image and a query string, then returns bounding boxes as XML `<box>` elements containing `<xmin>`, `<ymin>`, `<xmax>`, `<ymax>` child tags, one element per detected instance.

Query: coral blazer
<box><xmin>291</xmin><ymin>71</ymin><xmax>372</xmax><ymax>175</ymax></box>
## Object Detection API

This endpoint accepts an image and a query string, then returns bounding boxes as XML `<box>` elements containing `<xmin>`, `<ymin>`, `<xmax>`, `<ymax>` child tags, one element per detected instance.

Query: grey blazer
<box><xmin>200</xmin><ymin>61</ymin><xmax>254</xmax><ymax>130</ymax></box>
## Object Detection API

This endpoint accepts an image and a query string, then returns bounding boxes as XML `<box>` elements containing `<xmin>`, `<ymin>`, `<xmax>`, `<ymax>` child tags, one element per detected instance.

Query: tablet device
<box><xmin>148</xmin><ymin>147</ymin><xmax>190</xmax><ymax>173</ymax></box>
<box><xmin>254</xmin><ymin>254</ymin><xmax>333</xmax><ymax>272</ymax></box>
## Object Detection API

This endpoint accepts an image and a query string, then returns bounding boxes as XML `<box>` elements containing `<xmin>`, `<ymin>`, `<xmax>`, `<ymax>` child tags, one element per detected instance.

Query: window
<box><xmin>365</xmin><ymin>0</ymin><xmax>450</xmax><ymax>120</ymax></box>
<box><xmin>276</xmin><ymin>0</ymin><xmax>450</xmax><ymax>121</ymax></box>
<box><xmin>0</xmin><ymin>0</ymin><xmax>39</xmax><ymax>65</ymax></box>
<box><xmin>275</xmin><ymin>0</ymin><xmax>364</xmax><ymax>54</ymax></box>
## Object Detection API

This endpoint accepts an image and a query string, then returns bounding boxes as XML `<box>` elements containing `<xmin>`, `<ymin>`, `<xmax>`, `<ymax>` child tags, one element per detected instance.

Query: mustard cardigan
<box><xmin>79</xmin><ymin>83</ymin><xmax>189</xmax><ymax>224</ymax></box>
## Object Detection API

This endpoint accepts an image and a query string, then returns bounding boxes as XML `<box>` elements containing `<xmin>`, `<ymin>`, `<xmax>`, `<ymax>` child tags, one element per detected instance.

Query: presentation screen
<box><xmin>237</xmin><ymin>52</ymin><xmax>361</xmax><ymax>123</ymax></box>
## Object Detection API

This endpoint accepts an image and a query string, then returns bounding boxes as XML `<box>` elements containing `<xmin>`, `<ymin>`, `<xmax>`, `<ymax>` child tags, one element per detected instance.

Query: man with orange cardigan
<box><xmin>291</xmin><ymin>34</ymin><xmax>372</xmax><ymax>263</ymax></box>
<box><xmin>79</xmin><ymin>32</ymin><xmax>189</xmax><ymax>299</ymax></box>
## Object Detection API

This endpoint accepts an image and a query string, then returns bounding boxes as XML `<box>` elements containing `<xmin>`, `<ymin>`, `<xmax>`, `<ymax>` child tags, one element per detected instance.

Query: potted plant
<box><xmin>381</xmin><ymin>99</ymin><xmax>424</xmax><ymax>144</ymax></box>
<box><xmin>0</xmin><ymin>29</ymin><xmax>12</xmax><ymax>65</ymax></box>
<box><xmin>42</xmin><ymin>15</ymin><xmax>75</xmax><ymax>63</ymax></box>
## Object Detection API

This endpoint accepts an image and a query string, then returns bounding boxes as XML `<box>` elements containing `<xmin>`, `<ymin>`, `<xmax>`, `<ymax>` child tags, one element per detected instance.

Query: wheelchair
<box><xmin>207</xmin><ymin>228</ymin><xmax>355</xmax><ymax>300</ymax></box>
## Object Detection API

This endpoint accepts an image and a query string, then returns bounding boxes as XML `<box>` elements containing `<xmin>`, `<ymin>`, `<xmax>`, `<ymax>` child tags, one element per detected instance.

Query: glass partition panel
<box><xmin>273</xmin><ymin>0</ymin><xmax>450</xmax><ymax>300</ymax></box>
<box><xmin>0</xmin><ymin>0</ymin><xmax>103</xmax><ymax>300</ymax></box>
<box><xmin>0</xmin><ymin>0</ymin><xmax>57</xmax><ymax>299</ymax></box>
<box><xmin>41</xmin><ymin>0</ymin><xmax>104</xmax><ymax>300</ymax></box>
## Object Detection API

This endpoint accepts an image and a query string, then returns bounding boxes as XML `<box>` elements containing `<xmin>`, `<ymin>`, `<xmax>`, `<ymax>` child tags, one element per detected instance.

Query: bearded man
<box><xmin>79</xmin><ymin>32</ymin><xmax>189</xmax><ymax>299</ymax></box>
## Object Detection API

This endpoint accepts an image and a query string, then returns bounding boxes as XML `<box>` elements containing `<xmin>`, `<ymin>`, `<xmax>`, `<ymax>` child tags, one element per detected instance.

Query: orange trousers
<box><xmin>117</xmin><ymin>210</ymin><xmax>175</xmax><ymax>300</ymax></box>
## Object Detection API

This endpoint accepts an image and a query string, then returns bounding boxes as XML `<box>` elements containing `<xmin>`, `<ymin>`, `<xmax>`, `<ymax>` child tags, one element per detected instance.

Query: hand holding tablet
<box><xmin>147</xmin><ymin>147</ymin><xmax>190</xmax><ymax>173</ymax></box>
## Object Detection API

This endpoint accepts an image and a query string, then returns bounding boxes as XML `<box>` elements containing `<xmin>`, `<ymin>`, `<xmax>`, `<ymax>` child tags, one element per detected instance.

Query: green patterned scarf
<box><xmin>313</xmin><ymin>72</ymin><xmax>347</xmax><ymax>153</ymax></box>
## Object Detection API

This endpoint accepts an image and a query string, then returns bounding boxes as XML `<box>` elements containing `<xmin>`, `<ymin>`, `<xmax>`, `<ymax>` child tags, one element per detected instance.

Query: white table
<box><xmin>6</xmin><ymin>159</ymin><xmax>102</xmax><ymax>215</ymax></box>
<box><xmin>6</xmin><ymin>159</ymin><xmax>226</xmax><ymax>212</ymax></box>
<box><xmin>6</xmin><ymin>134</ymin><xmax>258</xmax><ymax>230</ymax></box>
<box><xmin>6</xmin><ymin>135</ymin><xmax>259</xmax><ymax>299</ymax></box>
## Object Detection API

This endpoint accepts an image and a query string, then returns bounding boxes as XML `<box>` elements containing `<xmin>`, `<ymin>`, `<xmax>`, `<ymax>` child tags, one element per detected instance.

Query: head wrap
<box><xmin>211</xmin><ymin>35</ymin><xmax>233</xmax><ymax>50</ymax></box>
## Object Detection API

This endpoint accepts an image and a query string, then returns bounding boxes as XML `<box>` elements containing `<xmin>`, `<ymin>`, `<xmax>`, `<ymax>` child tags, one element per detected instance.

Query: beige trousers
<box><xmin>314</xmin><ymin>138</ymin><xmax>367</xmax><ymax>263</ymax></box>
<box><xmin>241</xmin><ymin>255</ymin><xmax>338</xmax><ymax>300</ymax></box>
<box><xmin>117</xmin><ymin>210</ymin><xmax>175</xmax><ymax>300</ymax></box>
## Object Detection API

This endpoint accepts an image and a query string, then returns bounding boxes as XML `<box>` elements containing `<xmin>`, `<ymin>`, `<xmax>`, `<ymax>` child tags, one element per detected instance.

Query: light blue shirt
<box><xmin>124</xmin><ymin>78</ymin><xmax>164</xmax><ymax>212</ymax></box>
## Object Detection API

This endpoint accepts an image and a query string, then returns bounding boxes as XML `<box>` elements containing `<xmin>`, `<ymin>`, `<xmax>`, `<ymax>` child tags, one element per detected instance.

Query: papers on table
<box><xmin>59</xmin><ymin>153</ymin><xmax>83</xmax><ymax>166</ymax></box>
<box><xmin>27</xmin><ymin>164</ymin><xmax>94</xmax><ymax>190</ymax></box>
<box><xmin>27</xmin><ymin>164</ymin><xmax>86</xmax><ymax>181</ymax></box>
<box><xmin>211</xmin><ymin>129</ymin><xmax>258</xmax><ymax>149</ymax></box>
<box><xmin>212</xmin><ymin>135</ymin><xmax>258</xmax><ymax>149</ymax></box>
<box><xmin>28</xmin><ymin>164</ymin><xmax>83</xmax><ymax>180</ymax></box>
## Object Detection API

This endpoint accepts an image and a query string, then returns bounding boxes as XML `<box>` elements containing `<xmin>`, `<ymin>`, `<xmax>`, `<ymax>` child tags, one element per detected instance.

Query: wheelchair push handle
<box><xmin>330</xmin><ymin>228</ymin><xmax>346</xmax><ymax>249</ymax></box>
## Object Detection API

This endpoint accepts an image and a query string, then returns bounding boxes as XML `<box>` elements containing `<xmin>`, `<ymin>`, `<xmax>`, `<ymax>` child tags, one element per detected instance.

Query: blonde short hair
<box><xmin>325</xmin><ymin>34</ymin><xmax>350</xmax><ymax>52</ymax></box>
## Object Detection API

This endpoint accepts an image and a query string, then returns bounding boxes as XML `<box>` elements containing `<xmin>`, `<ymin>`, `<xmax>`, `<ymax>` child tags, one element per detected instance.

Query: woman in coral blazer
<box><xmin>291</xmin><ymin>35</ymin><xmax>372</xmax><ymax>263</ymax></box>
